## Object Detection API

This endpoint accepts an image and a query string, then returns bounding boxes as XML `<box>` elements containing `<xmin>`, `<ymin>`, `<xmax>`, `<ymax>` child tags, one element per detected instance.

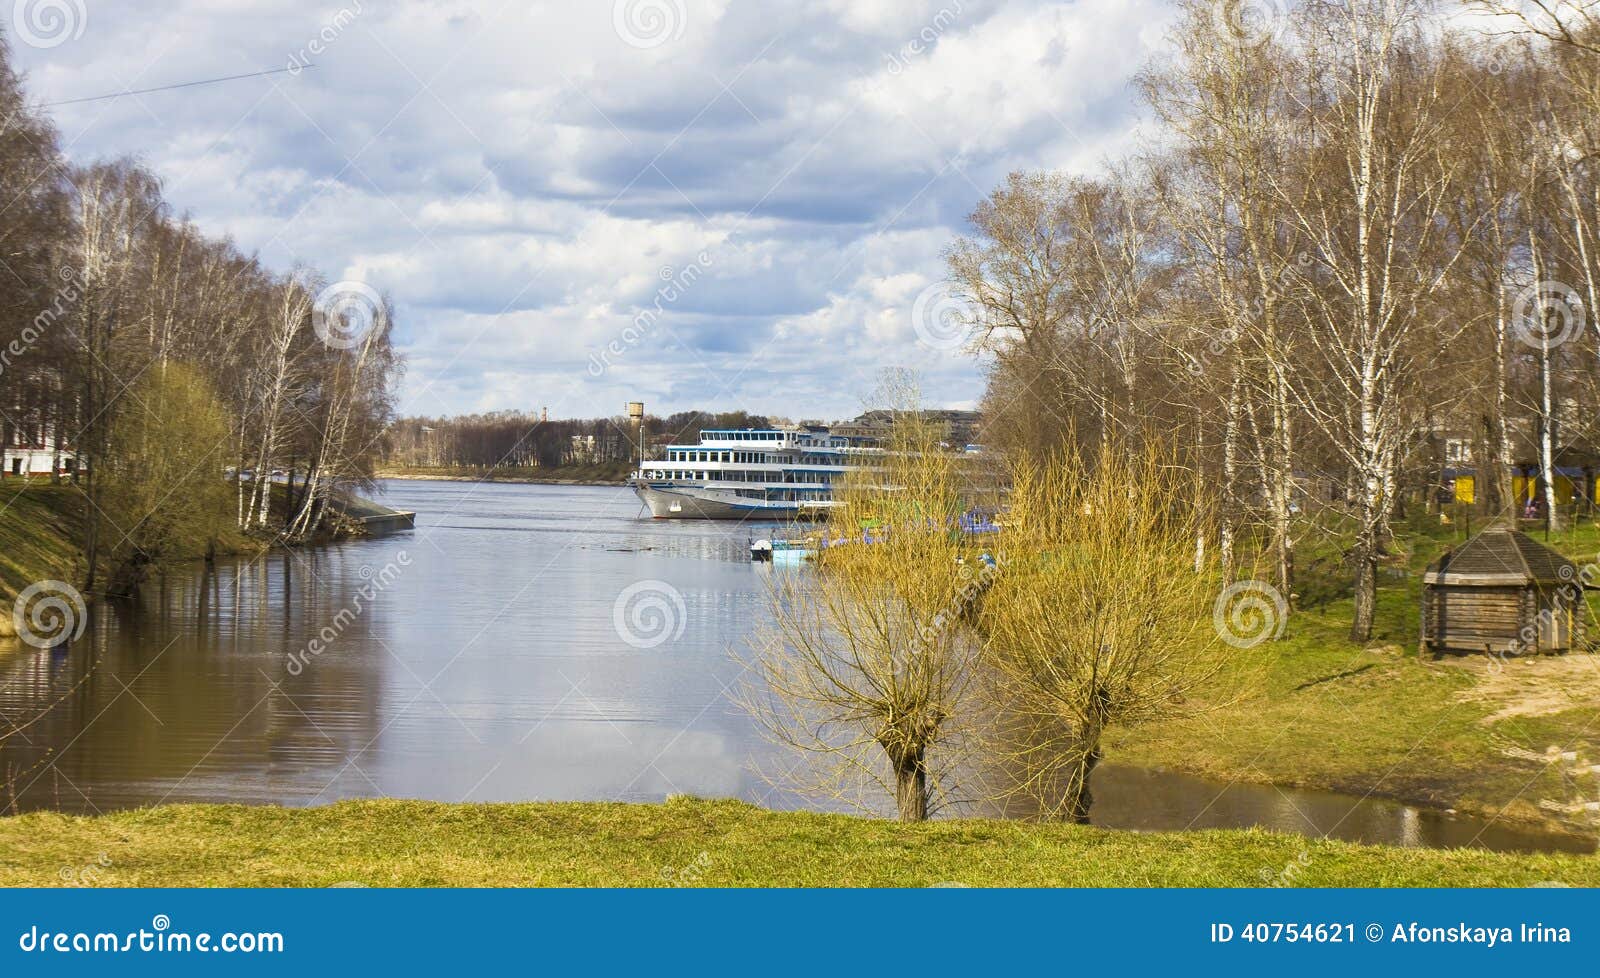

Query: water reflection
<box><xmin>1086</xmin><ymin>765</ymin><xmax>1594</xmax><ymax>855</ymax></box>
<box><xmin>0</xmin><ymin>481</ymin><xmax>1589</xmax><ymax>854</ymax></box>
<box><xmin>1</xmin><ymin>482</ymin><xmax>798</xmax><ymax>814</ymax></box>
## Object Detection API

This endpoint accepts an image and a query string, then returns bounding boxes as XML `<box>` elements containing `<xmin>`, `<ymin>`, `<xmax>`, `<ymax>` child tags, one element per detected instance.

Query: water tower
<box><xmin>627</xmin><ymin>402</ymin><xmax>645</xmax><ymax>463</ymax></box>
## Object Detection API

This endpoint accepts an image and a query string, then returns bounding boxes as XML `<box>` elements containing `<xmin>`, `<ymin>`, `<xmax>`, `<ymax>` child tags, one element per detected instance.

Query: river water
<box><xmin>0</xmin><ymin>481</ymin><xmax>1589</xmax><ymax>854</ymax></box>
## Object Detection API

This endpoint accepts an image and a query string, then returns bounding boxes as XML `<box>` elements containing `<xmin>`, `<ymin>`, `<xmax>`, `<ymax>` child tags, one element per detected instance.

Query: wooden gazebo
<box><xmin>1421</xmin><ymin>528</ymin><xmax>1591</xmax><ymax>657</ymax></box>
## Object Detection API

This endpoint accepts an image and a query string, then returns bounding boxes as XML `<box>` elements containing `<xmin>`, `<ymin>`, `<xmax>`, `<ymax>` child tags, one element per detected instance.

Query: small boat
<box><xmin>751</xmin><ymin>538</ymin><xmax>814</xmax><ymax>562</ymax></box>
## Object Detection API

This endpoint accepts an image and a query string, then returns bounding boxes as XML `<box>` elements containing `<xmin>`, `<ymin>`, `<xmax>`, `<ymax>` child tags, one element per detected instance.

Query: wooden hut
<box><xmin>1421</xmin><ymin>528</ymin><xmax>1591</xmax><ymax>656</ymax></box>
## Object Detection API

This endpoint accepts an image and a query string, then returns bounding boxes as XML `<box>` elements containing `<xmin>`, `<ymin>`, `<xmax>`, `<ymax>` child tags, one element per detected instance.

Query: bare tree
<box><xmin>1271</xmin><ymin>0</ymin><xmax>1467</xmax><ymax>640</ymax></box>
<box><xmin>740</xmin><ymin>383</ymin><xmax>979</xmax><ymax>821</ymax></box>
<box><xmin>978</xmin><ymin>439</ymin><xmax>1235</xmax><ymax>821</ymax></box>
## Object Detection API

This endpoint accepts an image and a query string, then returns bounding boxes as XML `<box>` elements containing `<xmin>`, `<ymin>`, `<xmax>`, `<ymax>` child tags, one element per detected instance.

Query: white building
<box><xmin>1</xmin><ymin>421</ymin><xmax>76</xmax><ymax>478</ymax></box>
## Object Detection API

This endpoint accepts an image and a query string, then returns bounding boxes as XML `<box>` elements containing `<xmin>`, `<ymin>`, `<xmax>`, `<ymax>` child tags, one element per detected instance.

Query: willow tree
<box><xmin>979</xmin><ymin>441</ymin><xmax>1237</xmax><ymax>822</ymax></box>
<box><xmin>101</xmin><ymin>363</ymin><xmax>233</xmax><ymax>596</ymax></box>
<box><xmin>741</xmin><ymin>389</ymin><xmax>982</xmax><ymax>821</ymax></box>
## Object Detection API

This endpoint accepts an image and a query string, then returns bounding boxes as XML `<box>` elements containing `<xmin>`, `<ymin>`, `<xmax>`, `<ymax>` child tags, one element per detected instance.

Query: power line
<box><xmin>42</xmin><ymin>65</ymin><xmax>312</xmax><ymax>108</ymax></box>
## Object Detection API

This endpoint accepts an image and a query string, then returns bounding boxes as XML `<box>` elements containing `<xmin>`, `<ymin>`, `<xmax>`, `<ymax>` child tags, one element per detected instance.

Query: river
<box><xmin>0</xmin><ymin>480</ymin><xmax>1588</xmax><ymax>854</ymax></box>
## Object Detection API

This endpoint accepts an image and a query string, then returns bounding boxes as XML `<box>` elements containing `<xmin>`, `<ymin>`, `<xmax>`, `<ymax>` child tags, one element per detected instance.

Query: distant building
<box><xmin>1423</xmin><ymin>414</ymin><xmax>1597</xmax><ymax>510</ymax></box>
<box><xmin>833</xmin><ymin>409</ymin><xmax>981</xmax><ymax>447</ymax></box>
<box><xmin>1</xmin><ymin>419</ymin><xmax>76</xmax><ymax>478</ymax></box>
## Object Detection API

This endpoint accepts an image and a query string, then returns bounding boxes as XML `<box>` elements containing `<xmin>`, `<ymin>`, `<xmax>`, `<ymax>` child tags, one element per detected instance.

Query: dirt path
<box><xmin>1450</xmin><ymin>654</ymin><xmax>1600</xmax><ymax>724</ymax></box>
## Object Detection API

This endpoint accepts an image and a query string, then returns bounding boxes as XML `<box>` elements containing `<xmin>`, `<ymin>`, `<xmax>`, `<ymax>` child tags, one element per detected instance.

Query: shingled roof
<box><xmin>1423</xmin><ymin>528</ymin><xmax>1580</xmax><ymax>586</ymax></box>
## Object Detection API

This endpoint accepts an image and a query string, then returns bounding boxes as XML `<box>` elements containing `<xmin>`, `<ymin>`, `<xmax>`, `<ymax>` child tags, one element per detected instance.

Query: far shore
<box><xmin>375</xmin><ymin>467</ymin><xmax>629</xmax><ymax>487</ymax></box>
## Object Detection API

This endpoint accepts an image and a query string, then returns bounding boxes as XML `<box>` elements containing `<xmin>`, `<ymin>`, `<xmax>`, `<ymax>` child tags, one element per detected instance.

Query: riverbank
<box><xmin>0</xmin><ymin>796</ymin><xmax>1592</xmax><ymax>886</ymax></box>
<box><xmin>0</xmin><ymin>482</ymin><xmax>258</xmax><ymax>641</ymax></box>
<box><xmin>0</xmin><ymin>480</ymin><xmax>368</xmax><ymax>642</ymax></box>
<box><xmin>0</xmin><ymin>483</ymin><xmax>86</xmax><ymax>640</ymax></box>
<box><xmin>374</xmin><ymin>463</ymin><xmax>629</xmax><ymax>485</ymax></box>
<box><xmin>1110</xmin><ymin>518</ymin><xmax>1600</xmax><ymax>840</ymax></box>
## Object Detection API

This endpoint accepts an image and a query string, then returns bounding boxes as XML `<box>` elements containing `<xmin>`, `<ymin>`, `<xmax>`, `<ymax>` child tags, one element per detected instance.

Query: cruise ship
<box><xmin>632</xmin><ymin>427</ymin><xmax>879</xmax><ymax>520</ymax></box>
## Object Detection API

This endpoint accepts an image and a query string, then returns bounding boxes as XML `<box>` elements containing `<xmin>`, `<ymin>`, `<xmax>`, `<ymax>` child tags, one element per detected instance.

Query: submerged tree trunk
<box><xmin>1062</xmin><ymin>728</ymin><xmax>1104</xmax><ymax>825</ymax></box>
<box><xmin>107</xmin><ymin>549</ymin><xmax>151</xmax><ymax>600</ymax></box>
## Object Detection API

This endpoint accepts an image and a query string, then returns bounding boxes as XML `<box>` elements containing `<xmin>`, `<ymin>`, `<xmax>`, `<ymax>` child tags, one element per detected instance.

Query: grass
<box><xmin>1</xmin><ymin>796</ymin><xmax>1595</xmax><ymax>887</ymax></box>
<box><xmin>1110</xmin><ymin>510</ymin><xmax>1600</xmax><ymax>836</ymax></box>
<box><xmin>0</xmin><ymin>480</ymin><xmax>263</xmax><ymax>641</ymax></box>
<box><xmin>0</xmin><ymin>482</ymin><xmax>87</xmax><ymax>640</ymax></box>
<box><xmin>0</xmin><ymin>482</ymin><xmax>85</xmax><ymax>602</ymax></box>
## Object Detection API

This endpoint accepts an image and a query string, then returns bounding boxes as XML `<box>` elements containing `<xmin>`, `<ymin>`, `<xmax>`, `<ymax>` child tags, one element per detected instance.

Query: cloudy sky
<box><xmin>12</xmin><ymin>0</ymin><xmax>1175</xmax><ymax>421</ymax></box>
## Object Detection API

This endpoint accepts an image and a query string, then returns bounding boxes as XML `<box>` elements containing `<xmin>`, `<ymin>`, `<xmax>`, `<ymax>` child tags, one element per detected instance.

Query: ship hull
<box><xmin>633</xmin><ymin>483</ymin><xmax>828</xmax><ymax>521</ymax></box>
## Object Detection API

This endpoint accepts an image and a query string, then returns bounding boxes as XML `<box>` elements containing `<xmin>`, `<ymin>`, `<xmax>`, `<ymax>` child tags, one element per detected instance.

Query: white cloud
<box><xmin>13</xmin><ymin>0</ymin><xmax>1172</xmax><ymax>419</ymax></box>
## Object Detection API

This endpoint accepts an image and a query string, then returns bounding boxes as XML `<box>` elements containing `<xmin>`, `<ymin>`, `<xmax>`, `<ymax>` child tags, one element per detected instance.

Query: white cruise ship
<box><xmin>632</xmin><ymin>427</ymin><xmax>879</xmax><ymax>519</ymax></box>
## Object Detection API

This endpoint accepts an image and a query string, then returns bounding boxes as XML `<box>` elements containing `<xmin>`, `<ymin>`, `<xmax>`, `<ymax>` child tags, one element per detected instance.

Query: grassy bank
<box><xmin>375</xmin><ymin>463</ymin><xmax>631</xmax><ymax>485</ymax></box>
<box><xmin>0</xmin><ymin>797</ymin><xmax>1594</xmax><ymax>887</ymax></box>
<box><xmin>0</xmin><ymin>481</ymin><xmax>263</xmax><ymax>641</ymax></box>
<box><xmin>0</xmin><ymin>482</ymin><xmax>86</xmax><ymax>621</ymax></box>
<box><xmin>1110</xmin><ymin>515</ymin><xmax>1600</xmax><ymax>837</ymax></box>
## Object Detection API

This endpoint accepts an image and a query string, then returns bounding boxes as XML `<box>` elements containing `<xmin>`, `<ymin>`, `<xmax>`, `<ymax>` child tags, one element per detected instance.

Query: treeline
<box><xmin>386</xmin><ymin>410</ymin><xmax>771</xmax><ymax>469</ymax></box>
<box><xmin>950</xmin><ymin>0</ymin><xmax>1600</xmax><ymax>640</ymax></box>
<box><xmin>0</xmin><ymin>37</ymin><xmax>399</xmax><ymax>594</ymax></box>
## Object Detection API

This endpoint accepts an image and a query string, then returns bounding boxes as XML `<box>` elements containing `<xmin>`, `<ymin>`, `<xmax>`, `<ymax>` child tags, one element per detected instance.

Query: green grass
<box><xmin>0</xmin><ymin>797</ymin><xmax>1594</xmax><ymax>887</ymax></box>
<box><xmin>0</xmin><ymin>483</ymin><xmax>87</xmax><ymax>632</ymax></box>
<box><xmin>0</xmin><ymin>480</ymin><xmax>263</xmax><ymax>640</ymax></box>
<box><xmin>1110</xmin><ymin>513</ymin><xmax>1600</xmax><ymax>835</ymax></box>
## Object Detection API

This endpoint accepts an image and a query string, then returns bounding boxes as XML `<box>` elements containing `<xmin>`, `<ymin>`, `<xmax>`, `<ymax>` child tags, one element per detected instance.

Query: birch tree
<box><xmin>1273</xmin><ymin>0</ymin><xmax>1466</xmax><ymax>641</ymax></box>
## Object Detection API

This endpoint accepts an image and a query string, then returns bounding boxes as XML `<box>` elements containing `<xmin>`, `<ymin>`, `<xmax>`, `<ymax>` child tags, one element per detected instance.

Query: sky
<box><xmin>10</xmin><ymin>0</ymin><xmax>1177</xmax><ymax>422</ymax></box>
